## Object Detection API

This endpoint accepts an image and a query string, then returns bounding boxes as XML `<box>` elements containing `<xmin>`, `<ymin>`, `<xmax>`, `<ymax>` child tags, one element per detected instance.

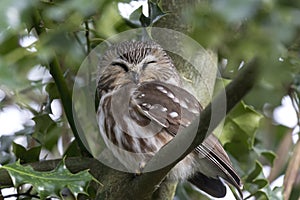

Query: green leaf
<box><xmin>246</xmin><ymin>161</ymin><xmax>263</xmax><ymax>182</ymax></box>
<box><xmin>127</xmin><ymin>1</ymin><xmax>166</xmax><ymax>27</ymax></box>
<box><xmin>140</xmin><ymin>12</ymin><xmax>150</xmax><ymax>27</ymax></box>
<box><xmin>63</xmin><ymin>140</ymin><xmax>82</xmax><ymax>157</ymax></box>
<box><xmin>2</xmin><ymin>160</ymin><xmax>96</xmax><ymax>199</ymax></box>
<box><xmin>261</xmin><ymin>151</ymin><xmax>276</xmax><ymax>166</ymax></box>
<box><xmin>221</xmin><ymin>102</ymin><xmax>263</xmax><ymax>160</ymax></box>
<box><xmin>0</xmin><ymin>32</ymin><xmax>19</xmax><ymax>55</ymax></box>
<box><xmin>175</xmin><ymin>182</ymin><xmax>211</xmax><ymax>200</ymax></box>
<box><xmin>0</xmin><ymin>135</ymin><xmax>16</xmax><ymax>164</ymax></box>
<box><xmin>247</xmin><ymin>185</ymin><xmax>283</xmax><ymax>200</ymax></box>
<box><xmin>46</xmin><ymin>82</ymin><xmax>60</xmax><ymax>101</ymax></box>
<box><xmin>147</xmin><ymin>1</ymin><xmax>167</xmax><ymax>25</ymax></box>
<box><xmin>32</xmin><ymin>114</ymin><xmax>60</xmax><ymax>150</ymax></box>
<box><xmin>0</xmin><ymin>135</ymin><xmax>14</xmax><ymax>152</ymax></box>
<box><xmin>269</xmin><ymin>187</ymin><xmax>284</xmax><ymax>200</ymax></box>
<box><xmin>243</xmin><ymin>161</ymin><xmax>270</xmax><ymax>197</ymax></box>
<box><xmin>253</xmin><ymin>179</ymin><xmax>268</xmax><ymax>189</ymax></box>
<box><xmin>128</xmin><ymin>5</ymin><xmax>143</xmax><ymax>27</ymax></box>
<box><xmin>254</xmin><ymin>147</ymin><xmax>276</xmax><ymax>166</ymax></box>
<box><xmin>12</xmin><ymin>142</ymin><xmax>41</xmax><ymax>164</ymax></box>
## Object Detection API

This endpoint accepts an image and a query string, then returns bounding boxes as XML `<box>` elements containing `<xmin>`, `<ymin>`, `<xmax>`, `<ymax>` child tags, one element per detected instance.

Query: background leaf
<box><xmin>1</xmin><ymin>160</ymin><xmax>95</xmax><ymax>199</ymax></box>
<box><xmin>12</xmin><ymin>142</ymin><xmax>41</xmax><ymax>164</ymax></box>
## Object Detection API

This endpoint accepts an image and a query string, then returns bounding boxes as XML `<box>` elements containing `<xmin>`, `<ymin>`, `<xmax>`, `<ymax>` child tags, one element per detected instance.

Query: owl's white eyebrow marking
<box><xmin>156</xmin><ymin>86</ymin><xmax>168</xmax><ymax>94</ymax></box>
<box><xmin>169</xmin><ymin>111</ymin><xmax>179</xmax><ymax>118</ymax></box>
<box><xmin>143</xmin><ymin>55</ymin><xmax>157</xmax><ymax>63</ymax></box>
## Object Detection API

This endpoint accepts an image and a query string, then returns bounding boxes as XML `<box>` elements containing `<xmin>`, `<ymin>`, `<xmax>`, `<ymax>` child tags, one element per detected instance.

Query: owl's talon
<box><xmin>139</xmin><ymin>161</ymin><xmax>146</xmax><ymax>170</ymax></box>
<box><xmin>134</xmin><ymin>170</ymin><xmax>142</xmax><ymax>177</ymax></box>
<box><xmin>134</xmin><ymin>161</ymin><xmax>146</xmax><ymax>176</ymax></box>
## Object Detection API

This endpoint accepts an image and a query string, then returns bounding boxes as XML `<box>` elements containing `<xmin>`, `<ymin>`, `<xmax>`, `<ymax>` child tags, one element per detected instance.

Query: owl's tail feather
<box><xmin>189</xmin><ymin>134</ymin><xmax>243</xmax><ymax>199</ymax></box>
<box><xmin>188</xmin><ymin>172</ymin><xmax>243</xmax><ymax>198</ymax></box>
<box><xmin>188</xmin><ymin>172</ymin><xmax>226</xmax><ymax>198</ymax></box>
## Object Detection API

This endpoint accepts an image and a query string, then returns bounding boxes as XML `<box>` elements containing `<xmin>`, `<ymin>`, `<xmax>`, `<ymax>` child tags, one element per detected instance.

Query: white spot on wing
<box><xmin>141</xmin><ymin>103</ymin><xmax>151</xmax><ymax>109</ymax></box>
<box><xmin>169</xmin><ymin>111</ymin><xmax>178</xmax><ymax>118</ymax></box>
<box><xmin>184</xmin><ymin>98</ymin><xmax>190</xmax><ymax>103</ymax></box>
<box><xmin>138</xmin><ymin>93</ymin><xmax>145</xmax><ymax>98</ymax></box>
<box><xmin>167</xmin><ymin>92</ymin><xmax>174</xmax><ymax>99</ymax></box>
<box><xmin>181</xmin><ymin>100</ymin><xmax>188</xmax><ymax>108</ymax></box>
<box><xmin>156</xmin><ymin>86</ymin><xmax>168</xmax><ymax>94</ymax></box>
<box><xmin>173</xmin><ymin>97</ymin><xmax>180</xmax><ymax>103</ymax></box>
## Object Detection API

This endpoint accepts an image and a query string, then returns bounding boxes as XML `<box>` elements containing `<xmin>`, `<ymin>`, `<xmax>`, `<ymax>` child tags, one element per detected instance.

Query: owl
<box><xmin>96</xmin><ymin>41</ymin><xmax>242</xmax><ymax>198</ymax></box>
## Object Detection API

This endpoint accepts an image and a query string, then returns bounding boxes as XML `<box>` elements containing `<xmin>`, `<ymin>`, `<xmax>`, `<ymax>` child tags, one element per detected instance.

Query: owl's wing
<box><xmin>133</xmin><ymin>81</ymin><xmax>242</xmax><ymax>198</ymax></box>
<box><xmin>132</xmin><ymin>81</ymin><xmax>200</xmax><ymax>134</ymax></box>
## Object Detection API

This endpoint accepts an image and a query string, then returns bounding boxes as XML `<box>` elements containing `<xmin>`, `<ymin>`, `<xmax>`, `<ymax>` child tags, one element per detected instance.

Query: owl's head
<box><xmin>97</xmin><ymin>41</ymin><xmax>180</xmax><ymax>92</ymax></box>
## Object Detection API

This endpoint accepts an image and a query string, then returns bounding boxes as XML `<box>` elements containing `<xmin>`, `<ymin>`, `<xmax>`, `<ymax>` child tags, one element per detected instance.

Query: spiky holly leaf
<box><xmin>140</xmin><ymin>1</ymin><xmax>167</xmax><ymax>27</ymax></box>
<box><xmin>2</xmin><ymin>160</ymin><xmax>96</xmax><ymax>199</ymax></box>
<box><xmin>12</xmin><ymin>142</ymin><xmax>41</xmax><ymax>164</ymax></box>
<box><xmin>127</xmin><ymin>1</ymin><xmax>166</xmax><ymax>27</ymax></box>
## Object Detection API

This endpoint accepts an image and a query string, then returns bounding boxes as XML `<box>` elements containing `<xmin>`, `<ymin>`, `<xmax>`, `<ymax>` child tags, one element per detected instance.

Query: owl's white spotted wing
<box><xmin>132</xmin><ymin>82</ymin><xmax>201</xmax><ymax>135</ymax></box>
<box><xmin>132</xmin><ymin>81</ymin><xmax>242</xmax><ymax>197</ymax></box>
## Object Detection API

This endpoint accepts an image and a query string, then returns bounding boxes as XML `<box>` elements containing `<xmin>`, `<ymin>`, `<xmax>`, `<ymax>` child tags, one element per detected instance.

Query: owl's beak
<box><xmin>130</xmin><ymin>71</ymin><xmax>139</xmax><ymax>84</ymax></box>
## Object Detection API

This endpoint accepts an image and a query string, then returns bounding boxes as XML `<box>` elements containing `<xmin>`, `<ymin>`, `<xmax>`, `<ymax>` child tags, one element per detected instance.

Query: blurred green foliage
<box><xmin>0</xmin><ymin>0</ymin><xmax>299</xmax><ymax>199</ymax></box>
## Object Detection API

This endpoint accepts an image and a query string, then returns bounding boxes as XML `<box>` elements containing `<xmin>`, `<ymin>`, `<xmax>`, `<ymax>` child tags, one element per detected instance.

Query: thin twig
<box><xmin>283</xmin><ymin>140</ymin><xmax>300</xmax><ymax>200</ymax></box>
<box><xmin>31</xmin><ymin>9</ymin><xmax>92</xmax><ymax>157</ymax></box>
<box><xmin>73</xmin><ymin>32</ymin><xmax>86</xmax><ymax>54</ymax></box>
<box><xmin>85</xmin><ymin>21</ymin><xmax>91</xmax><ymax>55</ymax></box>
<box><xmin>289</xmin><ymin>91</ymin><xmax>300</xmax><ymax>127</ymax></box>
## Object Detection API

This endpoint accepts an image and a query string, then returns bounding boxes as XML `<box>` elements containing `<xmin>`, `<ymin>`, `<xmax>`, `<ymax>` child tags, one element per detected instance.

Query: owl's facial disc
<box><xmin>110</xmin><ymin>54</ymin><xmax>158</xmax><ymax>84</ymax></box>
<box><xmin>132</xmin><ymin>56</ymin><xmax>158</xmax><ymax>84</ymax></box>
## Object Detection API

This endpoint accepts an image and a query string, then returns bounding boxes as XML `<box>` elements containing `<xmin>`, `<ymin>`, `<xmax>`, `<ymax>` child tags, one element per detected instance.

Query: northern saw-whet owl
<box><xmin>96</xmin><ymin>41</ymin><xmax>242</xmax><ymax>198</ymax></box>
